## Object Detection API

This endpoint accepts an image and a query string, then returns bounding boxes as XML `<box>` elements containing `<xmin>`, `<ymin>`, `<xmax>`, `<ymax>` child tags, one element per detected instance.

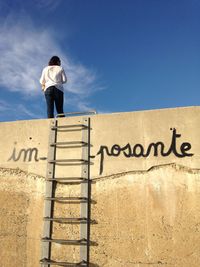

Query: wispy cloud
<box><xmin>64</xmin><ymin>94</ymin><xmax>95</xmax><ymax>112</ymax></box>
<box><xmin>16</xmin><ymin>104</ymin><xmax>41</xmax><ymax>118</ymax></box>
<box><xmin>0</xmin><ymin>100</ymin><xmax>11</xmax><ymax>112</ymax></box>
<box><xmin>0</xmin><ymin>16</ymin><xmax>103</xmax><ymax>109</ymax></box>
<box><xmin>0</xmin><ymin>100</ymin><xmax>42</xmax><ymax>121</ymax></box>
<box><xmin>33</xmin><ymin>0</ymin><xmax>62</xmax><ymax>11</ymax></box>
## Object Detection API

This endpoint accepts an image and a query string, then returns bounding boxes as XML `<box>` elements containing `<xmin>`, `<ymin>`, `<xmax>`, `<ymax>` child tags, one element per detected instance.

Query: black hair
<box><xmin>48</xmin><ymin>56</ymin><xmax>61</xmax><ymax>66</ymax></box>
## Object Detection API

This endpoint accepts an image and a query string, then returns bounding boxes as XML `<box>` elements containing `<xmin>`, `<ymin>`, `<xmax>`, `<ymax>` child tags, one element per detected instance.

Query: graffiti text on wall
<box><xmin>93</xmin><ymin>128</ymin><xmax>194</xmax><ymax>175</ymax></box>
<box><xmin>8</xmin><ymin>145</ymin><xmax>39</xmax><ymax>162</ymax></box>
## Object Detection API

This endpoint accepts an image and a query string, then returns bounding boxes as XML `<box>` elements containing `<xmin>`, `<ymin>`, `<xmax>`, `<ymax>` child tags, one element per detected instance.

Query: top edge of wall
<box><xmin>1</xmin><ymin>105</ymin><xmax>200</xmax><ymax>124</ymax></box>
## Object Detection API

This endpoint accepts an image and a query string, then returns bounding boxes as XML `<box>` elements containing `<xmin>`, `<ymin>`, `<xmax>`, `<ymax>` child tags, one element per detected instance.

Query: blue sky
<box><xmin>0</xmin><ymin>0</ymin><xmax>200</xmax><ymax>121</ymax></box>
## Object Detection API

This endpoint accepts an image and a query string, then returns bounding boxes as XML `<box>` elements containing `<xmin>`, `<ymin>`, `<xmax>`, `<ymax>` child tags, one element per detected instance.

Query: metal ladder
<box><xmin>40</xmin><ymin>111</ymin><xmax>96</xmax><ymax>267</ymax></box>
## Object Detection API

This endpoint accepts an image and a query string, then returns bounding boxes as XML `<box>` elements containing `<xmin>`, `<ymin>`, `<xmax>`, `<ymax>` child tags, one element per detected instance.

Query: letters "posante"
<box><xmin>95</xmin><ymin>128</ymin><xmax>194</xmax><ymax>175</ymax></box>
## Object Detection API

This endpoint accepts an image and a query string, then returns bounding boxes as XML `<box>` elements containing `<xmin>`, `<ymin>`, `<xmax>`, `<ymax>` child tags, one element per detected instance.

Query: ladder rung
<box><xmin>50</xmin><ymin>141</ymin><xmax>88</xmax><ymax>147</ymax></box>
<box><xmin>50</xmin><ymin>142</ymin><xmax>88</xmax><ymax>147</ymax></box>
<box><xmin>51</xmin><ymin>124</ymin><xmax>88</xmax><ymax>130</ymax></box>
<box><xmin>56</xmin><ymin>110</ymin><xmax>96</xmax><ymax>117</ymax></box>
<box><xmin>43</xmin><ymin>217</ymin><xmax>96</xmax><ymax>224</ymax></box>
<box><xmin>48</xmin><ymin>159</ymin><xmax>89</xmax><ymax>164</ymax></box>
<box><xmin>46</xmin><ymin>177</ymin><xmax>88</xmax><ymax>183</ymax></box>
<box><xmin>40</xmin><ymin>259</ymin><xmax>87</xmax><ymax>266</ymax></box>
<box><xmin>45</xmin><ymin>197</ymin><xmax>88</xmax><ymax>202</ymax></box>
<box><xmin>43</xmin><ymin>217</ymin><xmax>87</xmax><ymax>222</ymax></box>
<box><xmin>41</xmin><ymin>238</ymin><xmax>87</xmax><ymax>245</ymax></box>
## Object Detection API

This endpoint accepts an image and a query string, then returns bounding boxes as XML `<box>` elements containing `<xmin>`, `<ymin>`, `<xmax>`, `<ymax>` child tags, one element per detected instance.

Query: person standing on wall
<box><xmin>40</xmin><ymin>56</ymin><xmax>67</xmax><ymax>118</ymax></box>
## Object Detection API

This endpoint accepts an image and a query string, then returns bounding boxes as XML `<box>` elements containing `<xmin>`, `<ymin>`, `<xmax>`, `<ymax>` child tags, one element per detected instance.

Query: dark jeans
<box><xmin>45</xmin><ymin>86</ymin><xmax>64</xmax><ymax>118</ymax></box>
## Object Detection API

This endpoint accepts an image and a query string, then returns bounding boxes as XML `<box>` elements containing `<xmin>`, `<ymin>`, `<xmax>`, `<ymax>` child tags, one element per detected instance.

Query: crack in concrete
<box><xmin>127</xmin><ymin>264</ymin><xmax>170</xmax><ymax>266</ymax></box>
<box><xmin>1</xmin><ymin>163</ymin><xmax>200</xmax><ymax>184</ymax></box>
<box><xmin>93</xmin><ymin>162</ymin><xmax>200</xmax><ymax>182</ymax></box>
<box><xmin>114</xmin><ymin>259</ymin><xmax>171</xmax><ymax>265</ymax></box>
<box><xmin>0</xmin><ymin>166</ymin><xmax>45</xmax><ymax>180</ymax></box>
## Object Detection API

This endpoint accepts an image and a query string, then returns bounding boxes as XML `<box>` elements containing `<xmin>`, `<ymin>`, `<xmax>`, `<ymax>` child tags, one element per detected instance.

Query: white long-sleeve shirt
<box><xmin>40</xmin><ymin>65</ymin><xmax>67</xmax><ymax>92</ymax></box>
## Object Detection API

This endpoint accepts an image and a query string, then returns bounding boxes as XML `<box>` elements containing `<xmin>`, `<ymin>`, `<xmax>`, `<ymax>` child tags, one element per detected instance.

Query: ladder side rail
<box><xmin>80</xmin><ymin>117</ymin><xmax>91</xmax><ymax>266</ymax></box>
<box><xmin>86</xmin><ymin>117</ymin><xmax>91</xmax><ymax>266</ymax></box>
<box><xmin>41</xmin><ymin>120</ymin><xmax>57</xmax><ymax>267</ymax></box>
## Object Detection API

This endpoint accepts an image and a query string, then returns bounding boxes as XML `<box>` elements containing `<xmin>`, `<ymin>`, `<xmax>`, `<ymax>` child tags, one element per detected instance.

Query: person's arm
<box><xmin>61</xmin><ymin>69</ymin><xmax>67</xmax><ymax>84</ymax></box>
<box><xmin>39</xmin><ymin>68</ymin><xmax>46</xmax><ymax>90</ymax></box>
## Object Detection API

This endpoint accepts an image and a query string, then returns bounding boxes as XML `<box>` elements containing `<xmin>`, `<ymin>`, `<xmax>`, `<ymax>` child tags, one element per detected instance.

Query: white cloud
<box><xmin>0</xmin><ymin>17</ymin><xmax>102</xmax><ymax>107</ymax></box>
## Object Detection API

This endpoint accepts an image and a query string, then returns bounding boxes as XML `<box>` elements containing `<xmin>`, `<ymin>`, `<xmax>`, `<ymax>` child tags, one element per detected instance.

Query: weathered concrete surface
<box><xmin>91</xmin><ymin>163</ymin><xmax>200</xmax><ymax>267</ymax></box>
<box><xmin>0</xmin><ymin>106</ymin><xmax>200</xmax><ymax>266</ymax></box>
<box><xmin>0</xmin><ymin>168</ymin><xmax>44</xmax><ymax>267</ymax></box>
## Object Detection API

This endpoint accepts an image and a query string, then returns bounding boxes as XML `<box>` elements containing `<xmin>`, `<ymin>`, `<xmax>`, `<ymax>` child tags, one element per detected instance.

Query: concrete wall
<box><xmin>0</xmin><ymin>106</ymin><xmax>200</xmax><ymax>267</ymax></box>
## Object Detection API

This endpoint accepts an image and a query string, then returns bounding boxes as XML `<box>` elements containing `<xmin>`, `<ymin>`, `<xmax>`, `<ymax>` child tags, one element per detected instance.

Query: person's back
<box><xmin>41</xmin><ymin>65</ymin><xmax>67</xmax><ymax>92</ymax></box>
